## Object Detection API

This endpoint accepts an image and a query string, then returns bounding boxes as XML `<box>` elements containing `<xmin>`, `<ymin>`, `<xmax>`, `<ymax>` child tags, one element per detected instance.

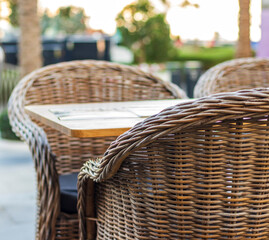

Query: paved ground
<box><xmin>0</xmin><ymin>138</ymin><xmax>36</xmax><ymax>240</ymax></box>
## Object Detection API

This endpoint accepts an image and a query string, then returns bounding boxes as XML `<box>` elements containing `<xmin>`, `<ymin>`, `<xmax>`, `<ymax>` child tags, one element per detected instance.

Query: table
<box><xmin>25</xmin><ymin>99</ymin><xmax>191</xmax><ymax>138</ymax></box>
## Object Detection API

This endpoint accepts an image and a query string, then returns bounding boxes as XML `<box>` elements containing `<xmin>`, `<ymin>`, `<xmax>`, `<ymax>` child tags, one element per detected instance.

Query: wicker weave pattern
<box><xmin>8</xmin><ymin>60</ymin><xmax>186</xmax><ymax>240</ymax></box>
<box><xmin>194</xmin><ymin>58</ymin><xmax>269</xmax><ymax>98</ymax></box>
<box><xmin>79</xmin><ymin>88</ymin><xmax>269</xmax><ymax>239</ymax></box>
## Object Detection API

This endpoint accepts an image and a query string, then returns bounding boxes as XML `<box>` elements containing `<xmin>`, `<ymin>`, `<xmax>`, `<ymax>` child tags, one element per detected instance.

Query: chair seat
<box><xmin>59</xmin><ymin>172</ymin><xmax>78</xmax><ymax>214</ymax></box>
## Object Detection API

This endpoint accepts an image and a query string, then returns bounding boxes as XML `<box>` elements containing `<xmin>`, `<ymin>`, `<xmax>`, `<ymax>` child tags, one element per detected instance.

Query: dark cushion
<box><xmin>59</xmin><ymin>172</ymin><xmax>78</xmax><ymax>214</ymax></box>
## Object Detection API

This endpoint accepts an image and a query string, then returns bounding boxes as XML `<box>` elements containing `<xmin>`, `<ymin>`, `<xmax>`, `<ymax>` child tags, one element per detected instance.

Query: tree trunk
<box><xmin>236</xmin><ymin>0</ymin><xmax>252</xmax><ymax>58</ymax></box>
<box><xmin>18</xmin><ymin>0</ymin><xmax>42</xmax><ymax>76</ymax></box>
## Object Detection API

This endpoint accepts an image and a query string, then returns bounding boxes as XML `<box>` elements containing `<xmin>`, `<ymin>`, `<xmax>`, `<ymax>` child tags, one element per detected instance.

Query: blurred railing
<box><xmin>0</xmin><ymin>63</ymin><xmax>20</xmax><ymax>111</ymax></box>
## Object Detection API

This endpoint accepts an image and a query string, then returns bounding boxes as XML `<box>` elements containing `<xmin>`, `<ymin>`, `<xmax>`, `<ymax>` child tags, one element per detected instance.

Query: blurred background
<box><xmin>0</xmin><ymin>0</ymin><xmax>264</xmax><ymax>108</ymax></box>
<box><xmin>0</xmin><ymin>0</ymin><xmax>267</xmax><ymax>238</ymax></box>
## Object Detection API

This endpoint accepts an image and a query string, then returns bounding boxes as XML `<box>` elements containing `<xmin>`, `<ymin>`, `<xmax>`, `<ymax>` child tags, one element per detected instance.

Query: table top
<box><xmin>25</xmin><ymin>99</ymin><xmax>191</xmax><ymax>138</ymax></box>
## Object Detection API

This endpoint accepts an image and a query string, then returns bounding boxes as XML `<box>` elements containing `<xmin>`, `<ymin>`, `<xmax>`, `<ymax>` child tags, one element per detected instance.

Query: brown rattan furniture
<box><xmin>194</xmin><ymin>57</ymin><xmax>269</xmax><ymax>98</ymax></box>
<box><xmin>8</xmin><ymin>60</ymin><xmax>187</xmax><ymax>240</ymax></box>
<box><xmin>79</xmin><ymin>88</ymin><xmax>269</xmax><ymax>239</ymax></box>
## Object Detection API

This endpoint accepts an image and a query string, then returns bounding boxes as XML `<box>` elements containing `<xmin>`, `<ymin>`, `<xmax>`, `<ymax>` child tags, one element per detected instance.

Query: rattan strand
<box><xmin>8</xmin><ymin>60</ymin><xmax>186</xmax><ymax>240</ymax></box>
<box><xmin>79</xmin><ymin>88</ymin><xmax>269</xmax><ymax>239</ymax></box>
<box><xmin>194</xmin><ymin>57</ymin><xmax>269</xmax><ymax>98</ymax></box>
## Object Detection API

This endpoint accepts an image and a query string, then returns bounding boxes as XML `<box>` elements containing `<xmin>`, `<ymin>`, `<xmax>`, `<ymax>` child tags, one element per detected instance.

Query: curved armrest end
<box><xmin>169</xmin><ymin>82</ymin><xmax>189</xmax><ymax>99</ymax></box>
<box><xmin>79</xmin><ymin>158</ymin><xmax>103</xmax><ymax>181</ymax></box>
<box><xmin>78</xmin><ymin>162</ymin><xmax>98</xmax><ymax>240</ymax></box>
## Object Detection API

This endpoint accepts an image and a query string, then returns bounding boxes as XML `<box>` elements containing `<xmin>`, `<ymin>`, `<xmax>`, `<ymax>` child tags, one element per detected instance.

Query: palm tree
<box><xmin>18</xmin><ymin>0</ymin><xmax>42</xmax><ymax>76</ymax></box>
<box><xmin>235</xmin><ymin>0</ymin><xmax>252</xmax><ymax>58</ymax></box>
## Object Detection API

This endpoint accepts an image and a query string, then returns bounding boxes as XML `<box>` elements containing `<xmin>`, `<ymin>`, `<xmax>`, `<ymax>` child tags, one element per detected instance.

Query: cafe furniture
<box><xmin>8</xmin><ymin>60</ymin><xmax>187</xmax><ymax>240</ymax></box>
<box><xmin>24</xmin><ymin>99</ymin><xmax>190</xmax><ymax>138</ymax></box>
<box><xmin>78</xmin><ymin>88</ymin><xmax>269</xmax><ymax>239</ymax></box>
<box><xmin>194</xmin><ymin>57</ymin><xmax>269</xmax><ymax>98</ymax></box>
<box><xmin>24</xmin><ymin>98</ymin><xmax>191</xmax><ymax>240</ymax></box>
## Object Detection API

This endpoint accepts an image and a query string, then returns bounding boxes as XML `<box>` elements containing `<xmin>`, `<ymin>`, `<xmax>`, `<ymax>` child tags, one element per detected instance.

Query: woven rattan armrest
<box><xmin>8</xmin><ymin>100</ymin><xmax>60</xmax><ymax>239</ymax></box>
<box><xmin>79</xmin><ymin>88</ymin><xmax>269</xmax><ymax>184</ymax></box>
<box><xmin>77</xmin><ymin>88</ymin><xmax>269</xmax><ymax>239</ymax></box>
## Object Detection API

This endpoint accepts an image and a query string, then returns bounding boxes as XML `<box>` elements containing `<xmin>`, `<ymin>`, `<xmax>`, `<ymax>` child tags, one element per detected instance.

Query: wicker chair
<box><xmin>8</xmin><ymin>60</ymin><xmax>187</xmax><ymax>240</ymax></box>
<box><xmin>194</xmin><ymin>57</ymin><xmax>269</xmax><ymax>98</ymax></box>
<box><xmin>79</xmin><ymin>88</ymin><xmax>269</xmax><ymax>239</ymax></box>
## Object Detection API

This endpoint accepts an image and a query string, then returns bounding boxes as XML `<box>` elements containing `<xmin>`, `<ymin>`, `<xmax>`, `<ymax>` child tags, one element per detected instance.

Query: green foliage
<box><xmin>42</xmin><ymin>6</ymin><xmax>87</xmax><ymax>35</ymax></box>
<box><xmin>116</xmin><ymin>0</ymin><xmax>174</xmax><ymax>63</ymax></box>
<box><xmin>173</xmin><ymin>46</ymin><xmax>235</xmax><ymax>69</ymax></box>
<box><xmin>180</xmin><ymin>0</ymin><xmax>199</xmax><ymax>8</ymax></box>
<box><xmin>5</xmin><ymin>1</ymin><xmax>86</xmax><ymax>35</ymax></box>
<box><xmin>41</xmin><ymin>10</ymin><xmax>52</xmax><ymax>35</ymax></box>
<box><xmin>0</xmin><ymin>65</ymin><xmax>20</xmax><ymax>110</ymax></box>
<box><xmin>7</xmin><ymin>0</ymin><xmax>19</xmax><ymax>27</ymax></box>
<box><xmin>0</xmin><ymin>109</ymin><xmax>20</xmax><ymax>140</ymax></box>
<box><xmin>144</xmin><ymin>14</ymin><xmax>174</xmax><ymax>62</ymax></box>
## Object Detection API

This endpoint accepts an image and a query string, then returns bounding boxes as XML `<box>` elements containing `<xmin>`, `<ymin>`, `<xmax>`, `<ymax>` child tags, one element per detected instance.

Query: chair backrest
<box><xmin>8</xmin><ymin>60</ymin><xmax>186</xmax><ymax>174</ymax></box>
<box><xmin>194</xmin><ymin>57</ymin><xmax>269</xmax><ymax>98</ymax></box>
<box><xmin>81</xmin><ymin>88</ymin><xmax>269</xmax><ymax>239</ymax></box>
